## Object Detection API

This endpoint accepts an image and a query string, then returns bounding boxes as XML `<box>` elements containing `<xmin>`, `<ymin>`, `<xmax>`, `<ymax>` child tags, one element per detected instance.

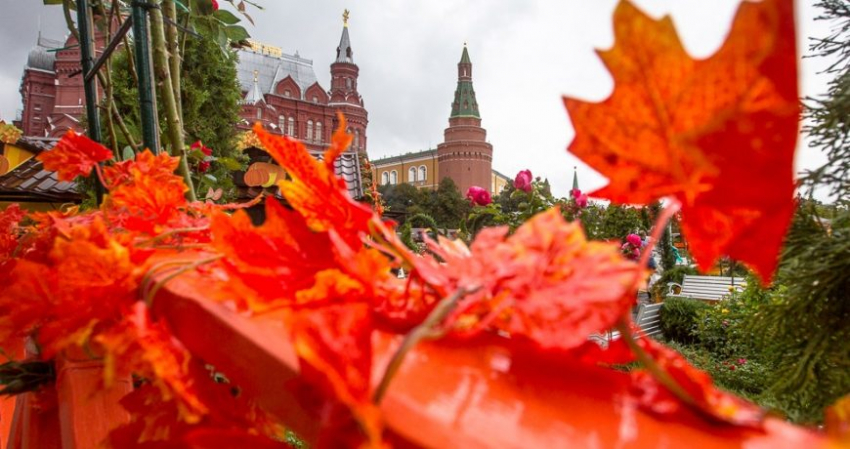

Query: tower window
<box><xmin>408</xmin><ymin>167</ymin><xmax>417</xmax><ymax>183</ymax></box>
<box><xmin>316</xmin><ymin>122</ymin><xmax>323</xmax><ymax>143</ymax></box>
<box><xmin>284</xmin><ymin>89</ymin><xmax>291</xmax><ymax>98</ymax></box>
<box><xmin>346</xmin><ymin>78</ymin><xmax>352</xmax><ymax>89</ymax></box>
<box><xmin>354</xmin><ymin>129</ymin><xmax>360</xmax><ymax>149</ymax></box>
<box><xmin>288</xmin><ymin>117</ymin><xmax>295</xmax><ymax>136</ymax></box>
<box><xmin>256</xmin><ymin>108</ymin><xmax>262</xmax><ymax>120</ymax></box>
<box><xmin>312</xmin><ymin>96</ymin><xmax>318</xmax><ymax>103</ymax></box>
<box><xmin>278</xmin><ymin>115</ymin><xmax>286</xmax><ymax>133</ymax></box>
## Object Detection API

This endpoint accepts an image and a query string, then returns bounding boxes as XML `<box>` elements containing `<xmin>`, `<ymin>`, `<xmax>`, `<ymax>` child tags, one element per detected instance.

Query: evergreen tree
<box><xmin>745</xmin><ymin>0</ymin><xmax>850</xmax><ymax>423</ymax></box>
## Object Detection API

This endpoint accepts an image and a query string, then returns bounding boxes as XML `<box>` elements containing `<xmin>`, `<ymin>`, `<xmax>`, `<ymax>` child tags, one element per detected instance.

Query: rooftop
<box><xmin>236</xmin><ymin>46</ymin><xmax>320</xmax><ymax>101</ymax></box>
<box><xmin>370</xmin><ymin>149</ymin><xmax>436</xmax><ymax>166</ymax></box>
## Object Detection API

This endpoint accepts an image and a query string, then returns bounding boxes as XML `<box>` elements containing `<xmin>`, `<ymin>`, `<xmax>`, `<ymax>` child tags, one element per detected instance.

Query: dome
<box><xmin>27</xmin><ymin>46</ymin><xmax>56</xmax><ymax>72</ymax></box>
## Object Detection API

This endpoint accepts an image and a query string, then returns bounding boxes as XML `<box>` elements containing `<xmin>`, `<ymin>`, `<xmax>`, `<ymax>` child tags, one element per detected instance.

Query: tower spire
<box><xmin>572</xmin><ymin>166</ymin><xmax>580</xmax><ymax>192</ymax></box>
<box><xmin>336</xmin><ymin>10</ymin><xmax>354</xmax><ymax>63</ymax></box>
<box><xmin>451</xmin><ymin>43</ymin><xmax>479</xmax><ymax>118</ymax></box>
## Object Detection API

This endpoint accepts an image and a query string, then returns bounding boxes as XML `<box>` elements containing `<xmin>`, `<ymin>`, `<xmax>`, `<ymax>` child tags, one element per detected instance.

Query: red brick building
<box><xmin>15</xmin><ymin>34</ymin><xmax>90</xmax><ymax>138</ymax></box>
<box><xmin>235</xmin><ymin>20</ymin><xmax>367</xmax><ymax>153</ymax></box>
<box><xmin>15</xmin><ymin>21</ymin><xmax>368</xmax><ymax>155</ymax></box>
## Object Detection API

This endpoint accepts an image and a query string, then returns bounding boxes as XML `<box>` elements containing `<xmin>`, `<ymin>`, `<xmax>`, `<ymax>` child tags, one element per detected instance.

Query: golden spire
<box><xmin>343</xmin><ymin>9</ymin><xmax>350</xmax><ymax>27</ymax></box>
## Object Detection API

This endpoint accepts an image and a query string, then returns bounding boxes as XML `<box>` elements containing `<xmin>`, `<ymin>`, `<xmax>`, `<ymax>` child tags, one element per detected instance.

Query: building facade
<box><xmin>15</xmin><ymin>34</ymin><xmax>92</xmax><ymax>138</ymax></box>
<box><xmin>235</xmin><ymin>19</ymin><xmax>367</xmax><ymax>153</ymax></box>
<box><xmin>372</xmin><ymin>45</ymin><xmax>505</xmax><ymax>195</ymax></box>
<box><xmin>15</xmin><ymin>18</ymin><xmax>368</xmax><ymax>155</ymax></box>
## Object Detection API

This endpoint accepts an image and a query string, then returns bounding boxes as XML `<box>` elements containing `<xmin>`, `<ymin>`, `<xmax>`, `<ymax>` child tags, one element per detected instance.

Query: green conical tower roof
<box><xmin>450</xmin><ymin>44</ymin><xmax>480</xmax><ymax>118</ymax></box>
<box><xmin>460</xmin><ymin>45</ymin><xmax>471</xmax><ymax>64</ymax></box>
<box><xmin>572</xmin><ymin>167</ymin><xmax>580</xmax><ymax>191</ymax></box>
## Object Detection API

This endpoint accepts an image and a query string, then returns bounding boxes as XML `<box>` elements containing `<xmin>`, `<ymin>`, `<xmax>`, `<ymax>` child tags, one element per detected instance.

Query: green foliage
<box><xmin>598</xmin><ymin>204</ymin><xmax>644</xmax><ymax>241</ymax></box>
<box><xmin>378</xmin><ymin>178</ymin><xmax>470</xmax><ymax>230</ymax></box>
<box><xmin>803</xmin><ymin>1</ymin><xmax>850</xmax><ymax>203</ymax></box>
<box><xmin>663</xmin><ymin>341</ymin><xmax>770</xmax><ymax>403</ymax></box>
<box><xmin>660</xmin><ymin>298</ymin><xmax>710</xmax><ymax>344</ymax></box>
<box><xmin>745</xmin><ymin>205</ymin><xmax>850</xmax><ymax>424</ymax></box>
<box><xmin>109</xmin><ymin>33</ymin><xmax>246</xmax><ymax>201</ymax></box>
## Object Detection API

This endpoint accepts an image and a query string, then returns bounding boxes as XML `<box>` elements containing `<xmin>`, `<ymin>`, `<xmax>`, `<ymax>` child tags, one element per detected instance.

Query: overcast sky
<box><xmin>0</xmin><ymin>0</ymin><xmax>838</xmax><ymax>199</ymax></box>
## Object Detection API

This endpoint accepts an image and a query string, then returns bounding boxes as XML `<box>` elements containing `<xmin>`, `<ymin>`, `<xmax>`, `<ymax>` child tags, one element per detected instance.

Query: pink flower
<box><xmin>514</xmin><ymin>169</ymin><xmax>533</xmax><ymax>193</ymax></box>
<box><xmin>729</xmin><ymin>365</ymin><xmax>737</xmax><ymax>371</ymax></box>
<box><xmin>197</xmin><ymin>160</ymin><xmax>211</xmax><ymax>173</ymax></box>
<box><xmin>211</xmin><ymin>0</ymin><xmax>219</xmax><ymax>10</ymax></box>
<box><xmin>570</xmin><ymin>189</ymin><xmax>589</xmax><ymax>208</ymax></box>
<box><xmin>626</xmin><ymin>233</ymin><xmax>642</xmax><ymax>247</ymax></box>
<box><xmin>466</xmin><ymin>186</ymin><xmax>492</xmax><ymax>207</ymax></box>
<box><xmin>737</xmin><ymin>358</ymin><xmax>747</xmax><ymax>365</ymax></box>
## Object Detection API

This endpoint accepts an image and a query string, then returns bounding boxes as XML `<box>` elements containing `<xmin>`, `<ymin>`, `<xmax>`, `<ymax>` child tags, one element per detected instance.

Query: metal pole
<box><xmin>131</xmin><ymin>1</ymin><xmax>160</xmax><ymax>154</ymax></box>
<box><xmin>76</xmin><ymin>0</ymin><xmax>104</xmax><ymax>201</ymax></box>
<box><xmin>76</xmin><ymin>0</ymin><xmax>101</xmax><ymax>143</ymax></box>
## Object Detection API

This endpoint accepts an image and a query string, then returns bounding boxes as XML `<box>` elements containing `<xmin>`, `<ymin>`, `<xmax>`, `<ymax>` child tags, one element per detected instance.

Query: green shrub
<box><xmin>660</xmin><ymin>297</ymin><xmax>710</xmax><ymax>344</ymax></box>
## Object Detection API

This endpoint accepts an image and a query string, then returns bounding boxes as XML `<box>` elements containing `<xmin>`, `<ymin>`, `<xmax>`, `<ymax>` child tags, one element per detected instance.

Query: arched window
<box><xmin>354</xmin><ymin>129</ymin><xmax>360</xmax><ymax>149</ymax></box>
<box><xmin>256</xmin><ymin>108</ymin><xmax>262</xmax><ymax>120</ymax></box>
<box><xmin>278</xmin><ymin>115</ymin><xmax>286</xmax><ymax>133</ymax></box>
<box><xmin>306</xmin><ymin>120</ymin><xmax>313</xmax><ymax>142</ymax></box>
<box><xmin>419</xmin><ymin>165</ymin><xmax>427</xmax><ymax>182</ymax></box>
<box><xmin>381</xmin><ymin>172</ymin><xmax>389</xmax><ymax>186</ymax></box>
<box><xmin>408</xmin><ymin>167</ymin><xmax>417</xmax><ymax>183</ymax></box>
<box><xmin>315</xmin><ymin>122</ymin><xmax>323</xmax><ymax>143</ymax></box>
<box><xmin>287</xmin><ymin>117</ymin><xmax>295</xmax><ymax>136</ymax></box>
<box><xmin>390</xmin><ymin>171</ymin><xmax>398</xmax><ymax>185</ymax></box>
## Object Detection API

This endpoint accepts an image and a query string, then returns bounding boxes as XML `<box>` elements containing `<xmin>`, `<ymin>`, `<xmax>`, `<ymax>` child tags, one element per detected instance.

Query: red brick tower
<box><xmin>437</xmin><ymin>44</ymin><xmax>493</xmax><ymax>194</ymax></box>
<box><xmin>329</xmin><ymin>10</ymin><xmax>368</xmax><ymax>154</ymax></box>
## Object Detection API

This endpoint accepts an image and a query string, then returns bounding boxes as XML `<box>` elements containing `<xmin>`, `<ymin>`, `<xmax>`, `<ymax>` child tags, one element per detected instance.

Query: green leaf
<box><xmin>216</xmin><ymin>156</ymin><xmax>243</xmax><ymax>171</ymax></box>
<box><xmin>224</xmin><ymin>25</ymin><xmax>250</xmax><ymax>42</ymax></box>
<box><xmin>190</xmin><ymin>0</ymin><xmax>215</xmax><ymax>16</ymax></box>
<box><xmin>188</xmin><ymin>149</ymin><xmax>206</xmax><ymax>161</ymax></box>
<box><xmin>214</xmin><ymin>9</ymin><xmax>241</xmax><ymax>25</ymax></box>
<box><xmin>122</xmin><ymin>146</ymin><xmax>135</xmax><ymax>161</ymax></box>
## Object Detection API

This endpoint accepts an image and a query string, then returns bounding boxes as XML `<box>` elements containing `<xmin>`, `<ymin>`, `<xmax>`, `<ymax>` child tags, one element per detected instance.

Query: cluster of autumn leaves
<box><xmin>1</xmin><ymin>0</ymin><xmax>842</xmax><ymax>446</ymax></box>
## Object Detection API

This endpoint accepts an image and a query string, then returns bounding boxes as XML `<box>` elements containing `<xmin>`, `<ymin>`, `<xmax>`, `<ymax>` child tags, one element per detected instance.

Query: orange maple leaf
<box><xmin>0</xmin><ymin>204</ymin><xmax>25</xmax><ymax>274</ymax></box>
<box><xmin>289</xmin><ymin>303</ymin><xmax>384</xmax><ymax>448</ymax></box>
<box><xmin>36</xmin><ymin>130</ymin><xmax>113</xmax><ymax>181</ymax></box>
<box><xmin>210</xmin><ymin>198</ymin><xmax>337</xmax><ymax>310</ymax></box>
<box><xmin>564</xmin><ymin>0</ymin><xmax>799</xmax><ymax>282</ymax></box>
<box><xmin>0</xmin><ymin>216</ymin><xmax>144</xmax><ymax>357</ymax></box>
<box><xmin>252</xmin><ymin>115</ymin><xmax>374</xmax><ymax>245</ymax></box>
<box><xmin>104</xmin><ymin>150</ymin><xmax>189</xmax><ymax>234</ymax></box>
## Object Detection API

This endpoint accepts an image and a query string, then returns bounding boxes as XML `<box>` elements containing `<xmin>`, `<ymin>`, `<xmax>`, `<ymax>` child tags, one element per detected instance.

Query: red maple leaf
<box><xmin>379</xmin><ymin>208</ymin><xmax>643</xmax><ymax>350</ymax></box>
<box><xmin>252</xmin><ymin>115</ymin><xmax>374</xmax><ymax>246</ymax></box>
<box><xmin>563</xmin><ymin>0</ymin><xmax>799</xmax><ymax>282</ymax></box>
<box><xmin>210</xmin><ymin>198</ymin><xmax>338</xmax><ymax>311</ymax></box>
<box><xmin>36</xmin><ymin>130</ymin><xmax>113</xmax><ymax>181</ymax></box>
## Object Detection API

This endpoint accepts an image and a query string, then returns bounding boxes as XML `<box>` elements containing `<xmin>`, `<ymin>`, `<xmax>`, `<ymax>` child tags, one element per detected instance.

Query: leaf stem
<box><xmin>615</xmin><ymin>318</ymin><xmax>697</xmax><ymax>408</ymax></box>
<box><xmin>142</xmin><ymin>255</ymin><xmax>223</xmax><ymax>308</ymax></box>
<box><xmin>372</xmin><ymin>287</ymin><xmax>476</xmax><ymax>404</ymax></box>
